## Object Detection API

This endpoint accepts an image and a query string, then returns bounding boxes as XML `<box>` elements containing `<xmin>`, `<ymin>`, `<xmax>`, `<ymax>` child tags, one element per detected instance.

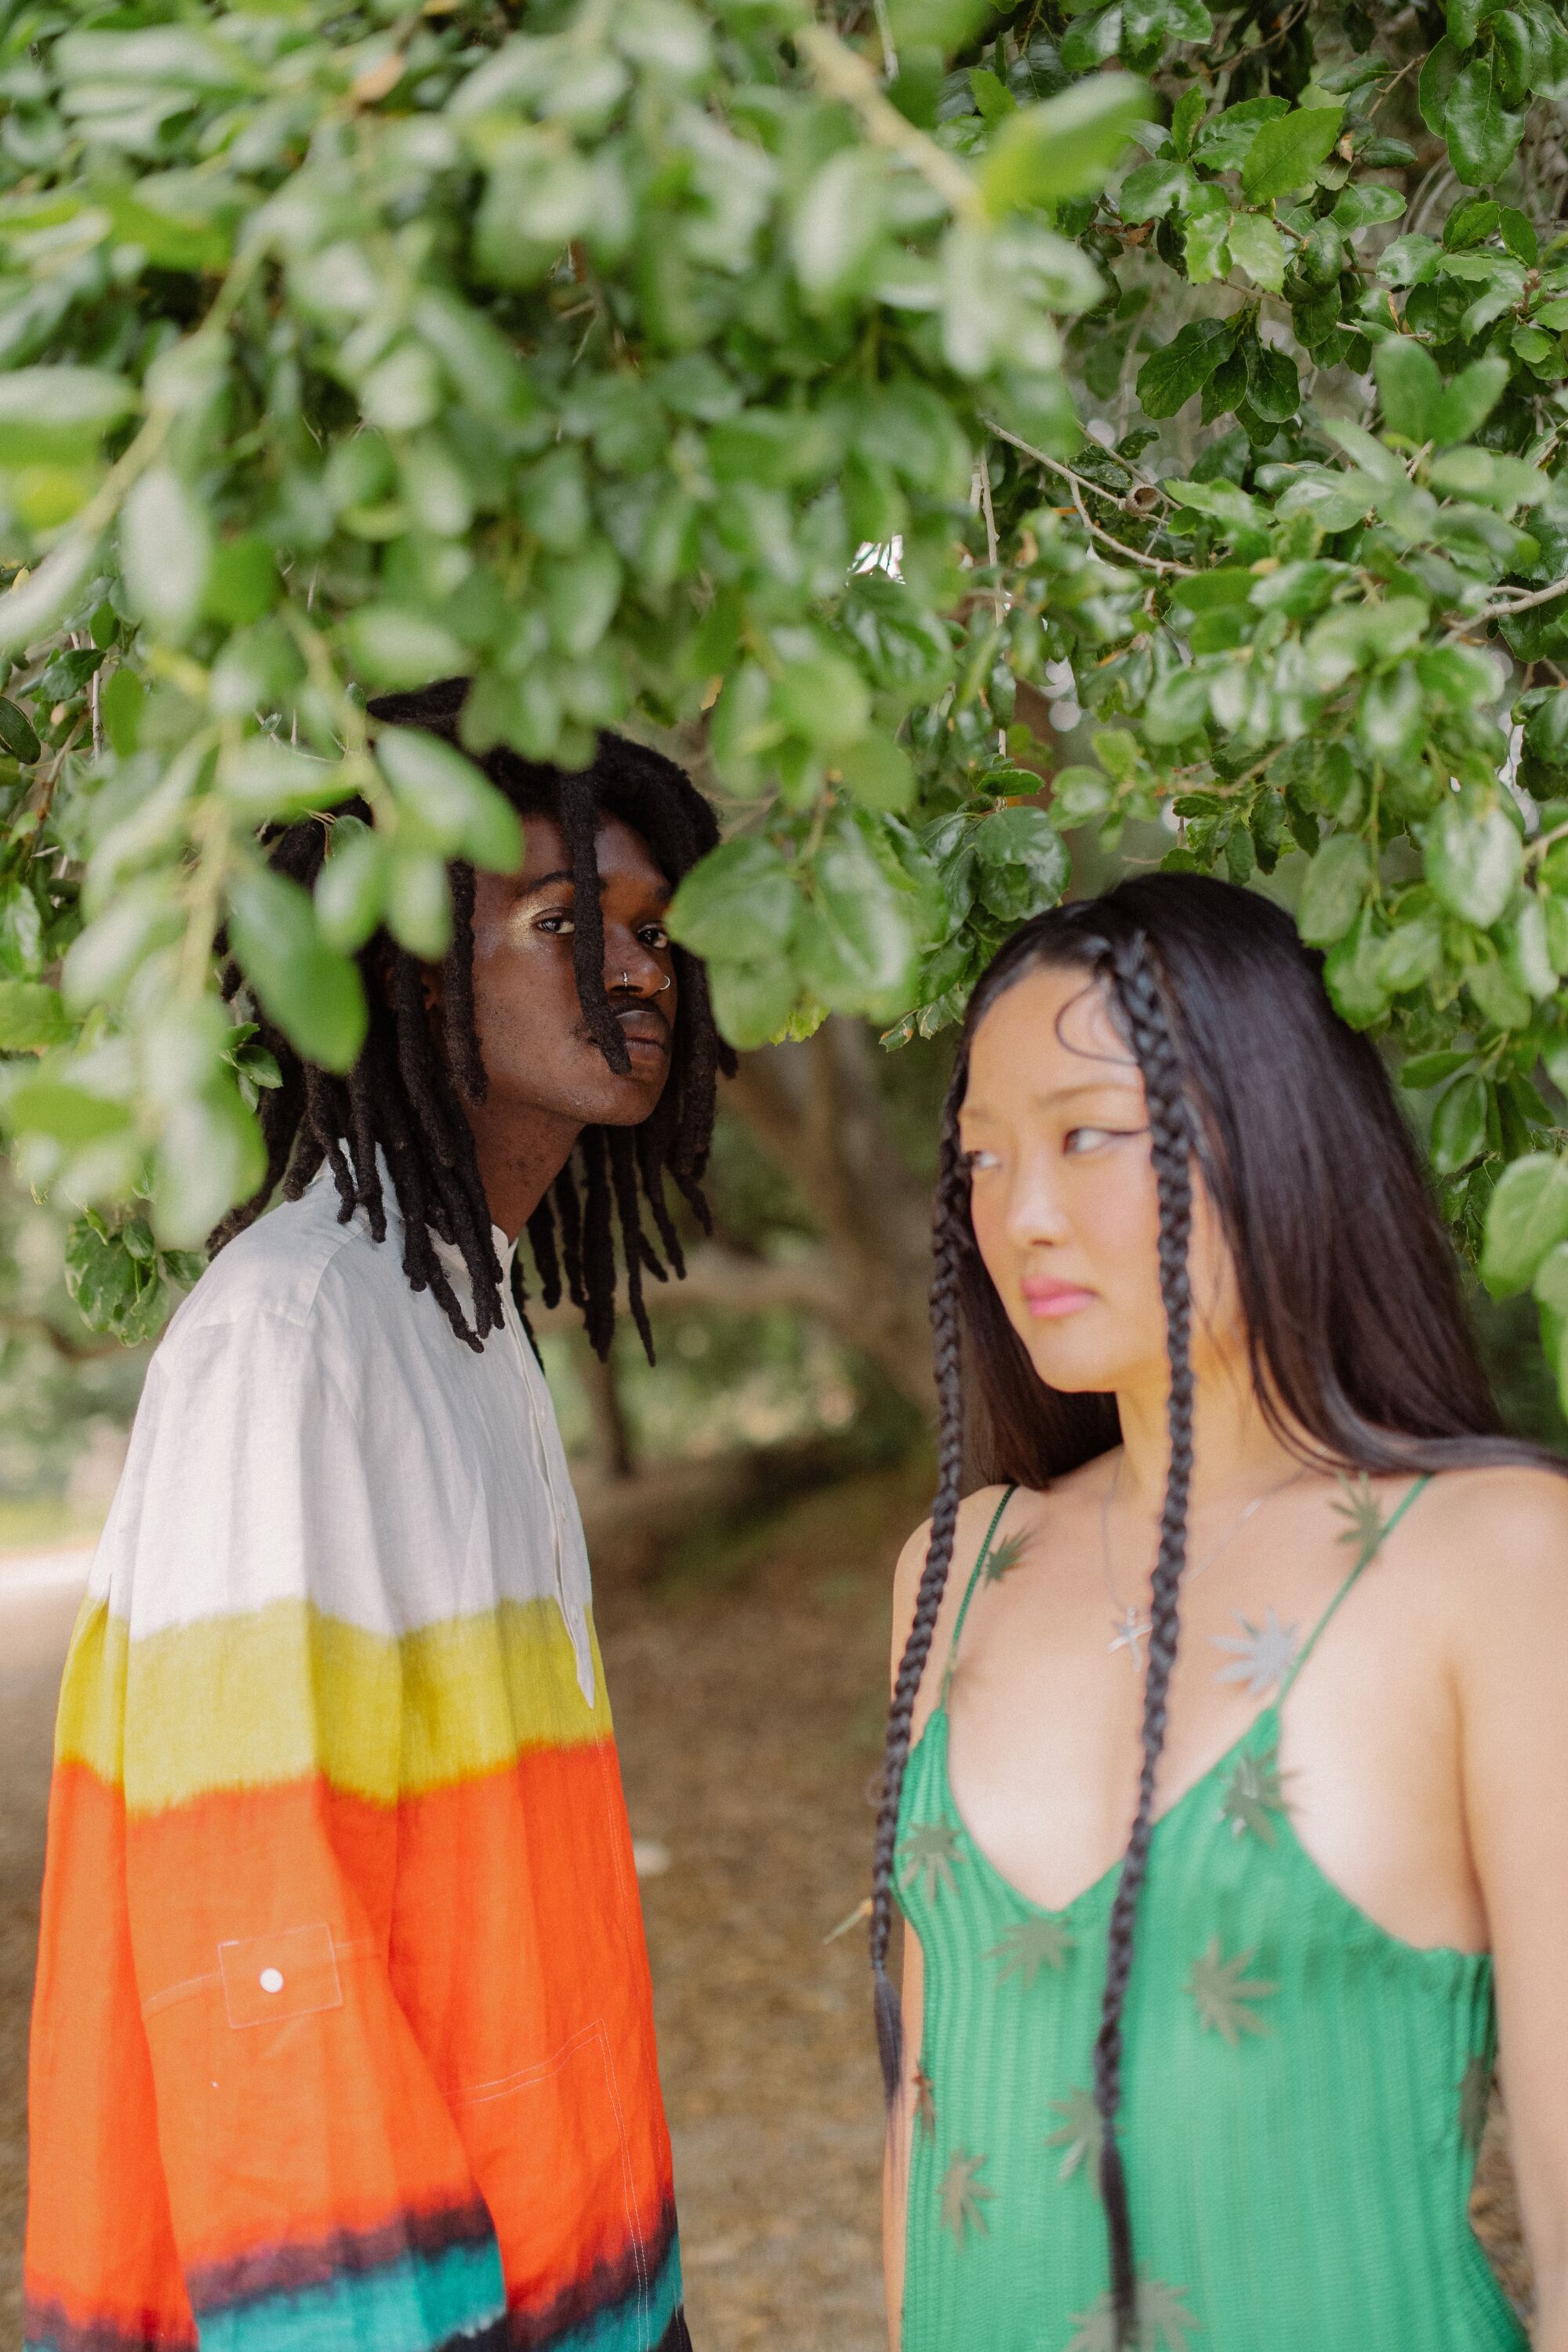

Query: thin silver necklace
<box><xmin>1098</xmin><ymin>1460</ymin><xmax>1305</xmax><ymax>1668</ymax></box>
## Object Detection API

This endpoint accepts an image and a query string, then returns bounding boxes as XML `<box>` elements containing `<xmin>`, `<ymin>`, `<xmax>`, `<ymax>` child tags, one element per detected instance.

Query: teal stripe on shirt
<box><xmin>196</xmin><ymin>2240</ymin><xmax>505</xmax><ymax>2352</ymax></box>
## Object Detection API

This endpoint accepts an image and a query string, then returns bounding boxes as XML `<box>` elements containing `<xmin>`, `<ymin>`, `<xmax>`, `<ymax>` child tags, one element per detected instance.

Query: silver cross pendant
<box><xmin>1109</xmin><ymin>1606</ymin><xmax>1151</xmax><ymax>1666</ymax></box>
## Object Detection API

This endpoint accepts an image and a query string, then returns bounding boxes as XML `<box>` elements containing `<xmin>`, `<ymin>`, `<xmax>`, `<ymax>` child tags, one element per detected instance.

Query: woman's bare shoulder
<box><xmin>891</xmin><ymin>1481</ymin><xmax>1047</xmax><ymax>1665</ymax></box>
<box><xmin>1399</xmin><ymin>1461</ymin><xmax>1568</xmax><ymax>1647</ymax></box>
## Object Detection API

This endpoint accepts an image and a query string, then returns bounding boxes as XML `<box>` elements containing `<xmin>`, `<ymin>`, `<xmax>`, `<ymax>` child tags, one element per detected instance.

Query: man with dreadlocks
<box><xmin>25</xmin><ymin>683</ymin><xmax>733</xmax><ymax>2352</ymax></box>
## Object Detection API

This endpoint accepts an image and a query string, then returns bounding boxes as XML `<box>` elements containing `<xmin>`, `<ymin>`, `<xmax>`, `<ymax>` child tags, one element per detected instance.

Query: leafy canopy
<box><xmin>2</xmin><ymin>0</ymin><xmax>1568</xmax><ymax>1389</ymax></box>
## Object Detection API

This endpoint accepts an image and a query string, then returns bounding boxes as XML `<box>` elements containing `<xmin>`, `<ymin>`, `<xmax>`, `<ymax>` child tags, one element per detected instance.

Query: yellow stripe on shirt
<box><xmin>56</xmin><ymin>1593</ymin><xmax>613</xmax><ymax>1813</ymax></box>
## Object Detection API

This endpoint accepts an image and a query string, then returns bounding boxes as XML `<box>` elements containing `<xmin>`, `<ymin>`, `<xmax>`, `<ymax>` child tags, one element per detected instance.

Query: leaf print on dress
<box><xmin>900</xmin><ymin>1820</ymin><xmax>964</xmax><ymax>1904</ymax></box>
<box><xmin>938</xmin><ymin>2148</ymin><xmax>995</xmax><ymax>2245</ymax></box>
<box><xmin>1217</xmin><ymin>1744</ymin><xmax>1290</xmax><ymax>1844</ymax></box>
<box><xmin>1210</xmin><ymin>1606</ymin><xmax>1300</xmax><ymax>1698</ymax></box>
<box><xmin>1065</xmin><ymin>2275</ymin><xmax>1200</xmax><ymax>2351</ymax></box>
<box><xmin>982</xmin><ymin>1530</ymin><xmax>1027</xmax><ymax>1584</ymax></box>
<box><xmin>1045</xmin><ymin>2083</ymin><xmax>1103</xmax><ymax>2186</ymax></box>
<box><xmin>1332</xmin><ymin>1470</ymin><xmax>1388</xmax><ymax>1570</ymax></box>
<box><xmin>1185</xmin><ymin>1935</ymin><xmax>1279</xmax><ymax>2044</ymax></box>
<box><xmin>986</xmin><ymin>1915</ymin><xmax>1075</xmax><ymax>1986</ymax></box>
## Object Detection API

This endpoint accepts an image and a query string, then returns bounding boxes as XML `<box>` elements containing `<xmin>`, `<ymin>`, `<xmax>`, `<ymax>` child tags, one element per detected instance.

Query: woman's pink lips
<box><xmin>1022</xmin><ymin>1279</ymin><xmax>1096</xmax><ymax>1319</ymax></box>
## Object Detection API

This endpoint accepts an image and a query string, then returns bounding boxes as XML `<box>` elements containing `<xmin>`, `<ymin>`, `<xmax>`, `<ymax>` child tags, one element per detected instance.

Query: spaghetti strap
<box><xmin>1277</xmin><ymin>1474</ymin><xmax>1431</xmax><ymax>1703</ymax></box>
<box><xmin>938</xmin><ymin>1486</ymin><xmax>1018</xmax><ymax>1701</ymax></box>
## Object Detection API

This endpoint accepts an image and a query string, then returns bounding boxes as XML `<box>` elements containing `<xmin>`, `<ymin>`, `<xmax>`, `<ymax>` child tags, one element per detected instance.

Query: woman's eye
<box><xmin>536</xmin><ymin>911</ymin><xmax>575</xmax><ymax>935</ymax></box>
<box><xmin>638</xmin><ymin>924</ymin><xmax>670</xmax><ymax>950</ymax></box>
<box><xmin>1063</xmin><ymin>1126</ymin><xmax>1127</xmax><ymax>1155</ymax></box>
<box><xmin>963</xmin><ymin>1146</ymin><xmax>1002</xmax><ymax>1174</ymax></box>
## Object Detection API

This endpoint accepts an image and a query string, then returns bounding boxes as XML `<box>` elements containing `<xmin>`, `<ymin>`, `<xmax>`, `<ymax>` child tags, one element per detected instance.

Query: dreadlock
<box><xmin>210</xmin><ymin>680</ymin><xmax>735</xmax><ymax>1357</ymax></box>
<box><xmin>873</xmin><ymin>870</ymin><xmax>1566</xmax><ymax>2348</ymax></box>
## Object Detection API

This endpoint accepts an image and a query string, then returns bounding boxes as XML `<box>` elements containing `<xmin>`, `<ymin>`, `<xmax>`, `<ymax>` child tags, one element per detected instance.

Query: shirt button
<box><xmin>258</xmin><ymin>1968</ymin><xmax>285</xmax><ymax>1994</ymax></box>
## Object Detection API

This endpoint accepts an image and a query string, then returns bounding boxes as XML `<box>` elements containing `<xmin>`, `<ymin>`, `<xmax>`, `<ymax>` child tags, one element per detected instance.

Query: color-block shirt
<box><xmin>24</xmin><ymin>1171</ymin><xmax>688</xmax><ymax>2352</ymax></box>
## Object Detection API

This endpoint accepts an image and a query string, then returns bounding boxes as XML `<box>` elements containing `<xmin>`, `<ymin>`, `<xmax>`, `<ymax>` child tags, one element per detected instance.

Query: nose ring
<box><xmin>619</xmin><ymin>970</ymin><xmax>673</xmax><ymax>993</ymax></box>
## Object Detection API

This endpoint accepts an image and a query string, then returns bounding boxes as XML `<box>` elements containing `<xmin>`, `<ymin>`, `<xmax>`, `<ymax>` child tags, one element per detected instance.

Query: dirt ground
<box><xmin>0</xmin><ymin>1461</ymin><xmax>1533</xmax><ymax>2349</ymax></box>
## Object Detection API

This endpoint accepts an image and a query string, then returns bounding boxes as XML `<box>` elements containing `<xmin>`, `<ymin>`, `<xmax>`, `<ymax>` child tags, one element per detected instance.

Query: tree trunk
<box><xmin>717</xmin><ymin>1018</ymin><xmax>938</xmax><ymax>1419</ymax></box>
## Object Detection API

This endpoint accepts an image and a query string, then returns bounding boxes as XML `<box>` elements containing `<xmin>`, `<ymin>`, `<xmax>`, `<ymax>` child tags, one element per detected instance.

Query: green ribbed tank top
<box><xmin>897</xmin><ymin>1481</ymin><xmax>1527</xmax><ymax>2352</ymax></box>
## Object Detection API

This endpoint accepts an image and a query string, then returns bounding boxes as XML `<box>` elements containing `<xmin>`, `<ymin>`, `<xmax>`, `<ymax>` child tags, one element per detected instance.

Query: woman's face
<box><xmin>960</xmin><ymin>961</ymin><xmax>1242</xmax><ymax>1397</ymax></box>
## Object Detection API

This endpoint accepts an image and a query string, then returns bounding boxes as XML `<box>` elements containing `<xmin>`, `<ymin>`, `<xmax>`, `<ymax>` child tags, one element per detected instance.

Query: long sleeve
<box><xmin>25</xmin><ymin>1303</ymin><xmax>507</xmax><ymax>2352</ymax></box>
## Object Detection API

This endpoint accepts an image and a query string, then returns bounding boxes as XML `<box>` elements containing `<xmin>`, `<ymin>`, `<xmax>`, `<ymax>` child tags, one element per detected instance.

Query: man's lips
<box><xmin>615</xmin><ymin>1007</ymin><xmax>670</xmax><ymax>1058</ymax></box>
<box><xmin>1021</xmin><ymin>1277</ymin><xmax>1096</xmax><ymax>1320</ymax></box>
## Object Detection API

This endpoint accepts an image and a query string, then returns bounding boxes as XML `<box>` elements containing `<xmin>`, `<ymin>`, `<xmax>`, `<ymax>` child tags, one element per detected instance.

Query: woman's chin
<box><xmin>1017</xmin><ymin>1323</ymin><xmax>1126</xmax><ymax>1396</ymax></box>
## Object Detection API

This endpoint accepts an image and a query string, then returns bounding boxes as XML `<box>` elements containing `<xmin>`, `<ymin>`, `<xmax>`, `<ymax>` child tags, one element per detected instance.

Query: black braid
<box><xmin>1091</xmin><ymin>935</ymin><xmax>1195</xmax><ymax>2347</ymax></box>
<box><xmin>868</xmin><ymin>1102</ymin><xmax>969</xmax><ymax>2103</ymax></box>
<box><xmin>864</xmin><ymin>919</ymin><xmax>1195</xmax><ymax>2347</ymax></box>
<box><xmin>527</xmin><ymin>1191</ymin><xmax>564</xmax><ymax>1310</ymax></box>
<box><xmin>210</xmin><ymin>702</ymin><xmax>730</xmax><ymax>1359</ymax></box>
<box><xmin>608</xmin><ymin>1126</ymin><xmax>659</xmax><ymax>1364</ymax></box>
<box><xmin>554</xmin><ymin>1162</ymin><xmax>588</xmax><ymax>1311</ymax></box>
<box><xmin>578</xmin><ymin>1127</ymin><xmax>618</xmax><ymax>1361</ymax></box>
<box><xmin>559</xmin><ymin>778</ymin><xmax>631</xmax><ymax>1076</ymax></box>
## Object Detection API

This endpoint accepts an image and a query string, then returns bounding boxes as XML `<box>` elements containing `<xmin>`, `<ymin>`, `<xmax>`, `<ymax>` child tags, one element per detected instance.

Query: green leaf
<box><xmin>385</xmin><ymin>847</ymin><xmax>452</xmax><ymax>960</ymax></box>
<box><xmin>219</xmin><ymin>739</ymin><xmax>355</xmax><ymax>821</ymax></box>
<box><xmin>5</xmin><ymin>1073</ymin><xmax>130</xmax><ymax>1144</ymax></box>
<box><xmin>837</xmin><ymin>733</ymin><xmax>916</xmax><ymax>812</ymax></box>
<box><xmin>1430</xmin><ymin>1072</ymin><xmax>1489</xmax><ymax>1173</ymax></box>
<box><xmin>64</xmin><ymin>1214</ymin><xmax>177</xmax><ymax>1345</ymax></box>
<box><xmin>1399</xmin><ymin>1048</ymin><xmax>1474</xmax><ymax>1089</ymax></box>
<box><xmin>315</xmin><ymin>822</ymin><xmax>389</xmax><ymax>956</ymax></box>
<box><xmin>0</xmin><ymin>367</ymin><xmax>136</xmax><ymax>465</ymax></box>
<box><xmin>1136</xmin><ymin>317</ymin><xmax>1236</xmax><ymax>419</ymax></box>
<box><xmin>1119</xmin><ymin>159</ymin><xmax>1195</xmax><ymax>223</ymax></box>
<box><xmin>706</xmin><ymin>958</ymin><xmax>800</xmax><ymax>1051</ymax></box>
<box><xmin>1424</xmin><ymin>797</ymin><xmax>1523</xmax><ymax>927</ymax></box>
<box><xmin>0</xmin><ymin>980</ymin><xmax>71</xmax><ymax>1051</ymax></box>
<box><xmin>1443</xmin><ymin>57</ymin><xmax>1523</xmax><ymax>187</ymax></box>
<box><xmin>971</xmin><ymin>805</ymin><xmax>1069</xmax><ymax>921</ymax></box>
<box><xmin>773</xmin><ymin>652</ymin><xmax>872</xmax><ymax>753</ymax></box>
<box><xmin>345</xmin><ymin>604</ymin><xmax>469</xmax><ymax>691</ymax></box>
<box><xmin>0</xmin><ymin>696</ymin><xmax>41</xmax><ymax>765</ymax></box>
<box><xmin>667</xmin><ymin>836</ymin><xmax>800</xmax><ymax>962</ymax></box>
<box><xmin>153</xmin><ymin>1083</ymin><xmax>266</xmax><ymax>1253</ymax></box>
<box><xmin>979</xmin><ymin>74</ymin><xmax>1152</xmax><ymax>212</ymax></box>
<box><xmin>1297</xmin><ymin>833</ymin><xmax>1374</xmax><ymax>946</ymax></box>
<box><xmin>798</xmin><ymin>814</ymin><xmax>920</xmax><ymax>1011</ymax></box>
<box><xmin>791</xmin><ymin>149</ymin><xmax>887</xmax><ymax>303</ymax></box>
<box><xmin>1432</xmin><ymin>354</ymin><xmax>1510</xmax><ymax>444</ymax></box>
<box><xmin>226</xmin><ymin>870</ymin><xmax>368</xmax><ymax>1073</ymax></box>
<box><xmin>1226</xmin><ymin>212</ymin><xmax>1285</xmax><ymax>294</ymax></box>
<box><xmin>0</xmin><ymin>533</ymin><xmax>104</xmax><ymax>658</ymax></box>
<box><xmin>1241</xmin><ymin>107</ymin><xmax>1343</xmax><ymax>203</ymax></box>
<box><xmin>1481</xmin><ymin>1152</ymin><xmax>1568</xmax><ymax>1295</ymax></box>
<box><xmin>121</xmin><ymin>466</ymin><xmax>211</xmax><ymax>641</ymax></box>
<box><xmin>1374</xmin><ymin>338</ymin><xmax>1442</xmax><ymax>442</ymax></box>
<box><xmin>1419</xmin><ymin>36</ymin><xmax>1462</xmax><ymax>136</ymax></box>
<box><xmin>375</xmin><ymin>726</ymin><xmax>523</xmax><ymax>873</ymax></box>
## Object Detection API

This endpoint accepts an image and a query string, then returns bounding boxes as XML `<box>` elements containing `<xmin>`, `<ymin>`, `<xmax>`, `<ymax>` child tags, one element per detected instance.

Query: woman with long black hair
<box><xmin>876</xmin><ymin>874</ymin><xmax>1568</xmax><ymax>2352</ymax></box>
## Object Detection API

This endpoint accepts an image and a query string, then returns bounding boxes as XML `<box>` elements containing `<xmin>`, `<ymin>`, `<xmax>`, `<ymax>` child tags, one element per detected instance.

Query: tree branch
<box><xmin>984</xmin><ymin>420</ymin><xmax>1198</xmax><ymax>576</ymax></box>
<box><xmin>529</xmin><ymin>1242</ymin><xmax>846</xmax><ymax>1334</ymax></box>
<box><xmin>795</xmin><ymin>24</ymin><xmax>985</xmax><ymax>223</ymax></box>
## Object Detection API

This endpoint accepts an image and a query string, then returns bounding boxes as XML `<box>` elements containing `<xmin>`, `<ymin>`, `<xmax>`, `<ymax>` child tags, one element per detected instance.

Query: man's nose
<box><xmin>604</xmin><ymin>931</ymin><xmax>667</xmax><ymax>999</ymax></box>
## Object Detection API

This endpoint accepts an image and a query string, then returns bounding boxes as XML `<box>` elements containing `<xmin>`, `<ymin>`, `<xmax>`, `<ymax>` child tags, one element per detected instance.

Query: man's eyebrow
<box><xmin>513</xmin><ymin>869</ymin><xmax>674</xmax><ymax>902</ymax></box>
